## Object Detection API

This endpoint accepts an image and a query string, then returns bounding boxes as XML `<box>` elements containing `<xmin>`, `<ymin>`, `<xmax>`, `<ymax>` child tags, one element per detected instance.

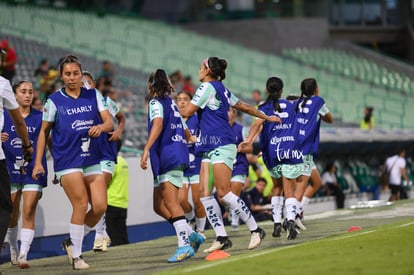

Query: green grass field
<box><xmin>1</xmin><ymin>199</ymin><xmax>414</xmax><ymax>274</ymax></box>
<box><xmin>166</xmin><ymin>219</ymin><xmax>414</xmax><ymax>275</ymax></box>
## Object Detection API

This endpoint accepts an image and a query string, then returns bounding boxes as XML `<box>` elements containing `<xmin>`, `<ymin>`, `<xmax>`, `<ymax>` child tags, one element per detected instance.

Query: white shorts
<box><xmin>55</xmin><ymin>164</ymin><xmax>102</xmax><ymax>181</ymax></box>
<box><xmin>11</xmin><ymin>183</ymin><xmax>43</xmax><ymax>193</ymax></box>
<box><xmin>231</xmin><ymin>174</ymin><xmax>246</xmax><ymax>184</ymax></box>
<box><xmin>183</xmin><ymin>175</ymin><xmax>200</xmax><ymax>185</ymax></box>
<box><xmin>100</xmin><ymin>160</ymin><xmax>116</xmax><ymax>175</ymax></box>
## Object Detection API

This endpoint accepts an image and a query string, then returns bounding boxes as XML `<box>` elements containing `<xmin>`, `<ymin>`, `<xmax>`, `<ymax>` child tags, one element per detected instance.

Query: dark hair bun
<box><xmin>208</xmin><ymin>57</ymin><xmax>227</xmax><ymax>80</ymax></box>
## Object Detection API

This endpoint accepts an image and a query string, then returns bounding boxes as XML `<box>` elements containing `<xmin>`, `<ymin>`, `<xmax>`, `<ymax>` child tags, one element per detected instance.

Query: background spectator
<box><xmin>360</xmin><ymin>106</ymin><xmax>374</xmax><ymax>129</ymax></box>
<box><xmin>182</xmin><ymin>75</ymin><xmax>195</xmax><ymax>95</ymax></box>
<box><xmin>242</xmin><ymin>177</ymin><xmax>271</xmax><ymax>222</ymax></box>
<box><xmin>384</xmin><ymin>148</ymin><xmax>409</xmax><ymax>201</ymax></box>
<box><xmin>251</xmin><ymin>89</ymin><xmax>264</xmax><ymax>106</ymax></box>
<box><xmin>97</xmin><ymin>60</ymin><xmax>115</xmax><ymax>84</ymax></box>
<box><xmin>106</xmin><ymin>140</ymin><xmax>129</xmax><ymax>246</ymax></box>
<box><xmin>0</xmin><ymin>39</ymin><xmax>17</xmax><ymax>82</ymax></box>
<box><xmin>321</xmin><ymin>162</ymin><xmax>345</xmax><ymax>209</ymax></box>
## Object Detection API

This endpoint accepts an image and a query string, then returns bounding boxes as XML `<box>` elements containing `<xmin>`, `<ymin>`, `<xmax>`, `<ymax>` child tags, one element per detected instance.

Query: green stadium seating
<box><xmin>282</xmin><ymin>47</ymin><xmax>414</xmax><ymax>96</ymax></box>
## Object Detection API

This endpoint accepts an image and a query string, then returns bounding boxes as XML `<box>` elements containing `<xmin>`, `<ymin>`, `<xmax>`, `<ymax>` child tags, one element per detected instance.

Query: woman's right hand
<box><xmin>237</xmin><ymin>140</ymin><xmax>251</xmax><ymax>152</ymax></box>
<box><xmin>1</xmin><ymin>132</ymin><xmax>9</xmax><ymax>142</ymax></box>
<box><xmin>140</xmin><ymin>149</ymin><xmax>149</xmax><ymax>170</ymax></box>
<box><xmin>32</xmin><ymin>163</ymin><xmax>45</xmax><ymax>181</ymax></box>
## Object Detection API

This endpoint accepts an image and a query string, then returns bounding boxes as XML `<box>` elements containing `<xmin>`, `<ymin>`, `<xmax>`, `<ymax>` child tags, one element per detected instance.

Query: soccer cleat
<box><xmin>17</xmin><ymin>255</ymin><xmax>30</xmax><ymax>269</ymax></box>
<box><xmin>62</xmin><ymin>238</ymin><xmax>73</xmax><ymax>264</ymax></box>
<box><xmin>248</xmin><ymin>227</ymin><xmax>266</xmax><ymax>250</ymax></box>
<box><xmin>203</xmin><ymin>236</ymin><xmax>233</xmax><ymax>253</ymax></box>
<box><xmin>167</xmin><ymin>246</ymin><xmax>195</xmax><ymax>263</ymax></box>
<box><xmin>104</xmin><ymin>236</ymin><xmax>111</xmax><ymax>249</ymax></box>
<box><xmin>286</xmin><ymin>220</ymin><xmax>299</xmax><ymax>240</ymax></box>
<box><xmin>196</xmin><ymin>230</ymin><xmax>207</xmax><ymax>240</ymax></box>
<box><xmin>10</xmin><ymin>249</ymin><xmax>18</xmax><ymax>265</ymax></box>
<box><xmin>72</xmin><ymin>256</ymin><xmax>90</xmax><ymax>270</ymax></box>
<box><xmin>295</xmin><ymin>215</ymin><xmax>307</xmax><ymax>231</ymax></box>
<box><xmin>93</xmin><ymin>237</ymin><xmax>104</xmax><ymax>252</ymax></box>
<box><xmin>189</xmin><ymin>232</ymin><xmax>205</xmax><ymax>253</ymax></box>
<box><xmin>272</xmin><ymin>223</ymin><xmax>282</xmax><ymax>238</ymax></box>
<box><xmin>282</xmin><ymin>218</ymin><xmax>288</xmax><ymax>231</ymax></box>
<box><xmin>93</xmin><ymin>236</ymin><xmax>110</xmax><ymax>252</ymax></box>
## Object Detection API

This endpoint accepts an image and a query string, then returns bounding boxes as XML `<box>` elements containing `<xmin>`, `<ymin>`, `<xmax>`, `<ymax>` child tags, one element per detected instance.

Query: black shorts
<box><xmin>389</xmin><ymin>184</ymin><xmax>404</xmax><ymax>195</ymax></box>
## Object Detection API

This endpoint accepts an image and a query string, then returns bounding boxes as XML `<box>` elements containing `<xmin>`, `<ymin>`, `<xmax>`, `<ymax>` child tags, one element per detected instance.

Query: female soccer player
<box><xmin>32</xmin><ymin>55</ymin><xmax>114</xmax><ymax>270</ymax></box>
<box><xmin>239</xmin><ymin>76</ymin><xmax>303</xmax><ymax>240</ymax></box>
<box><xmin>1</xmin><ymin>80</ymin><xmax>47</xmax><ymax>268</ymax></box>
<box><xmin>140</xmin><ymin>69</ymin><xmax>195</xmax><ymax>263</ymax></box>
<box><xmin>83</xmin><ymin>70</ymin><xmax>126</xmax><ymax>252</ymax></box>
<box><xmin>176</xmin><ymin>91</ymin><xmax>207</xmax><ymax>237</ymax></box>
<box><xmin>180</xmin><ymin>57</ymin><xmax>280</xmax><ymax>252</ymax></box>
<box><xmin>228</xmin><ymin>107</ymin><xmax>252</xmax><ymax>231</ymax></box>
<box><xmin>295</xmin><ymin>78</ymin><xmax>333</xmax><ymax>223</ymax></box>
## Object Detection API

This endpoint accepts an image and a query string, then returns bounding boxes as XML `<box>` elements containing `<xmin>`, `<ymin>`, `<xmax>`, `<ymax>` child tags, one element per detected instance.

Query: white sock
<box><xmin>200</xmin><ymin>196</ymin><xmax>227</xmax><ymax>237</ymax></box>
<box><xmin>70</xmin><ymin>223</ymin><xmax>84</xmax><ymax>258</ymax></box>
<box><xmin>285</xmin><ymin>198</ymin><xmax>297</xmax><ymax>221</ymax></box>
<box><xmin>84</xmin><ymin>224</ymin><xmax>92</xmax><ymax>238</ymax></box>
<box><xmin>185</xmin><ymin>209</ymin><xmax>195</xmax><ymax>221</ymax></box>
<box><xmin>295</xmin><ymin>199</ymin><xmax>302</xmax><ymax>216</ymax></box>
<box><xmin>301</xmin><ymin>196</ymin><xmax>311</xmax><ymax>211</ymax></box>
<box><xmin>94</xmin><ymin>215</ymin><xmax>106</xmax><ymax>239</ymax></box>
<box><xmin>271</xmin><ymin>196</ymin><xmax>284</xmax><ymax>223</ymax></box>
<box><xmin>172</xmin><ymin>218</ymin><xmax>190</xmax><ymax>247</ymax></box>
<box><xmin>222</xmin><ymin>192</ymin><xmax>258</xmax><ymax>231</ymax></box>
<box><xmin>7</xmin><ymin>226</ymin><xmax>19</xmax><ymax>253</ymax></box>
<box><xmin>195</xmin><ymin>217</ymin><xmax>206</xmax><ymax>232</ymax></box>
<box><xmin>231</xmin><ymin>208</ymin><xmax>239</xmax><ymax>226</ymax></box>
<box><xmin>19</xmin><ymin>228</ymin><xmax>34</xmax><ymax>258</ymax></box>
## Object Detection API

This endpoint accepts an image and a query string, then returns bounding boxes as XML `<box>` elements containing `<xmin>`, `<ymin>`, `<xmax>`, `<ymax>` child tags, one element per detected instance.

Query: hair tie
<box><xmin>203</xmin><ymin>58</ymin><xmax>209</xmax><ymax>69</ymax></box>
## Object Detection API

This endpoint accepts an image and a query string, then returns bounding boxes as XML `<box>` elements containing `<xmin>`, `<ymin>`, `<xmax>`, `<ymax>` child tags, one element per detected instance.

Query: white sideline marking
<box><xmin>332</xmin><ymin>230</ymin><xmax>376</xmax><ymax>240</ymax></box>
<box><xmin>396</xmin><ymin>221</ymin><xmax>414</xmax><ymax>228</ymax></box>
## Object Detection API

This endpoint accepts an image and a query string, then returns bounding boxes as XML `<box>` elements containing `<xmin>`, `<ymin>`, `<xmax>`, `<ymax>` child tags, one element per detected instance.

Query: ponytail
<box><xmin>296</xmin><ymin>78</ymin><xmax>318</xmax><ymax>112</ymax></box>
<box><xmin>147</xmin><ymin>69</ymin><xmax>175</xmax><ymax>99</ymax></box>
<box><xmin>265</xmin><ymin>77</ymin><xmax>283</xmax><ymax>112</ymax></box>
